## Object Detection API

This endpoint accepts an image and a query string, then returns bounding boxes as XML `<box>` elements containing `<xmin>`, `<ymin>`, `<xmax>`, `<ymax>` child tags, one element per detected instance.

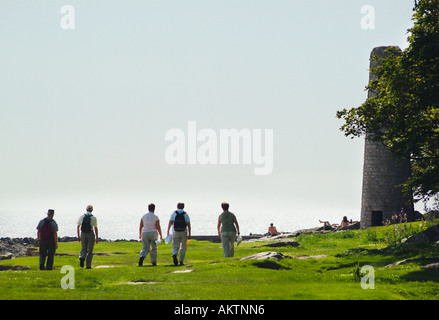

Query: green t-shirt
<box><xmin>220</xmin><ymin>211</ymin><xmax>236</xmax><ymax>233</ymax></box>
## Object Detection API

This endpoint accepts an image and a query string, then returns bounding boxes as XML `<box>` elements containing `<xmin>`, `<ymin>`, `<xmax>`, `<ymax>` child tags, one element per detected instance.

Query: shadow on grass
<box><xmin>400</xmin><ymin>266</ymin><xmax>439</xmax><ymax>283</ymax></box>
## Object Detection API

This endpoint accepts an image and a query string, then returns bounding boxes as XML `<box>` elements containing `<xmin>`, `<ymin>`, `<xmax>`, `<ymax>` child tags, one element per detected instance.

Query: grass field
<box><xmin>1</xmin><ymin>223</ymin><xmax>439</xmax><ymax>300</ymax></box>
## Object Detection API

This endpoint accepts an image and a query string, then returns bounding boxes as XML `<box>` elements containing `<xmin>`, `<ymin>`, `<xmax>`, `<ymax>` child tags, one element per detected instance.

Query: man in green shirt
<box><xmin>217</xmin><ymin>202</ymin><xmax>240</xmax><ymax>257</ymax></box>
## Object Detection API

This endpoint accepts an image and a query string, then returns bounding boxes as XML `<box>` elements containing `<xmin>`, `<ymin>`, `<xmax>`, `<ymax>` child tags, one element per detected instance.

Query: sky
<box><xmin>0</xmin><ymin>0</ymin><xmax>418</xmax><ymax>236</ymax></box>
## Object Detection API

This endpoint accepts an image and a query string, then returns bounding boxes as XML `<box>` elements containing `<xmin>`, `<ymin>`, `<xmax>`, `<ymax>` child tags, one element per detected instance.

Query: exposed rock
<box><xmin>285</xmin><ymin>228</ymin><xmax>323</xmax><ymax>238</ymax></box>
<box><xmin>380</xmin><ymin>258</ymin><xmax>420</xmax><ymax>269</ymax></box>
<box><xmin>261</xmin><ymin>240</ymin><xmax>300</xmax><ymax>248</ymax></box>
<box><xmin>0</xmin><ymin>238</ymin><xmax>34</xmax><ymax>258</ymax></box>
<box><xmin>0</xmin><ymin>265</ymin><xmax>31</xmax><ymax>271</ymax></box>
<box><xmin>172</xmin><ymin>269</ymin><xmax>194</xmax><ymax>273</ymax></box>
<box><xmin>380</xmin><ymin>258</ymin><xmax>439</xmax><ymax>270</ymax></box>
<box><xmin>403</xmin><ymin>224</ymin><xmax>439</xmax><ymax>244</ymax></box>
<box><xmin>0</xmin><ymin>253</ymin><xmax>13</xmax><ymax>260</ymax></box>
<box><xmin>294</xmin><ymin>255</ymin><xmax>328</xmax><ymax>260</ymax></box>
<box><xmin>26</xmin><ymin>247</ymin><xmax>38</xmax><ymax>256</ymax></box>
<box><xmin>240</xmin><ymin>251</ymin><xmax>293</xmax><ymax>261</ymax></box>
<box><xmin>422</xmin><ymin>263</ymin><xmax>439</xmax><ymax>270</ymax></box>
<box><xmin>95</xmin><ymin>265</ymin><xmax>115</xmax><ymax>269</ymax></box>
<box><xmin>340</xmin><ymin>222</ymin><xmax>360</xmax><ymax>231</ymax></box>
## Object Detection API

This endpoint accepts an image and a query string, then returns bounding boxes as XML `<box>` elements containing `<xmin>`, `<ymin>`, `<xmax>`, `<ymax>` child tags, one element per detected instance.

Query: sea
<box><xmin>0</xmin><ymin>205</ymin><xmax>360</xmax><ymax>240</ymax></box>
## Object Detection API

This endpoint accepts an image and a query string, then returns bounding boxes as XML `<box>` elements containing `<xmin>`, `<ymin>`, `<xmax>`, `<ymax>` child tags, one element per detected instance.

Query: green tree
<box><xmin>336</xmin><ymin>0</ymin><xmax>439</xmax><ymax>203</ymax></box>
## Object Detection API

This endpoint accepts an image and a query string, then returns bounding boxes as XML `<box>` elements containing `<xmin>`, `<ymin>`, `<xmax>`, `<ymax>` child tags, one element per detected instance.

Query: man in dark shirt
<box><xmin>36</xmin><ymin>209</ymin><xmax>59</xmax><ymax>270</ymax></box>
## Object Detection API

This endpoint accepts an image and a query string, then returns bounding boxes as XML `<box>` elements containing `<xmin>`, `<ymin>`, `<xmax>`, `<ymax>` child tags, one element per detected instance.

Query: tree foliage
<box><xmin>336</xmin><ymin>0</ymin><xmax>439</xmax><ymax>202</ymax></box>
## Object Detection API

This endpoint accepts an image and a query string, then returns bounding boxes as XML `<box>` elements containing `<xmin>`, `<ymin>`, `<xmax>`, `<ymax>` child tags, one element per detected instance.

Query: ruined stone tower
<box><xmin>360</xmin><ymin>46</ymin><xmax>414</xmax><ymax>229</ymax></box>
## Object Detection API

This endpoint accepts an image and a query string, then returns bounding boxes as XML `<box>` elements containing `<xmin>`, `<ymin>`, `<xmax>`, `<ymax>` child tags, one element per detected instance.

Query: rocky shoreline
<box><xmin>0</xmin><ymin>222</ymin><xmax>361</xmax><ymax>260</ymax></box>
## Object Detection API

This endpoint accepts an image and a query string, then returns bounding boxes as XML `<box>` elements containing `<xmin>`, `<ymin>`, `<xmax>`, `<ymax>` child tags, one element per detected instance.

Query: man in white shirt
<box><xmin>167</xmin><ymin>202</ymin><xmax>191</xmax><ymax>266</ymax></box>
<box><xmin>139</xmin><ymin>203</ymin><xmax>163</xmax><ymax>266</ymax></box>
<box><xmin>77</xmin><ymin>205</ymin><xmax>98</xmax><ymax>269</ymax></box>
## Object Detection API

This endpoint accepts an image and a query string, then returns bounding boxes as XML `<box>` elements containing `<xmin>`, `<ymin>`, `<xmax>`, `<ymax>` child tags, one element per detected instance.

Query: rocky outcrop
<box><xmin>261</xmin><ymin>240</ymin><xmax>300</xmax><ymax>248</ymax></box>
<box><xmin>0</xmin><ymin>253</ymin><xmax>13</xmax><ymax>260</ymax></box>
<box><xmin>240</xmin><ymin>251</ymin><xmax>293</xmax><ymax>270</ymax></box>
<box><xmin>422</xmin><ymin>263</ymin><xmax>439</xmax><ymax>270</ymax></box>
<box><xmin>403</xmin><ymin>224</ymin><xmax>439</xmax><ymax>244</ymax></box>
<box><xmin>0</xmin><ymin>238</ymin><xmax>37</xmax><ymax>259</ymax></box>
<box><xmin>240</xmin><ymin>251</ymin><xmax>293</xmax><ymax>261</ymax></box>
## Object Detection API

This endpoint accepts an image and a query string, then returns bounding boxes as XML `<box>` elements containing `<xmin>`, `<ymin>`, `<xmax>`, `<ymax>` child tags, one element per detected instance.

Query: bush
<box><xmin>383</xmin><ymin>209</ymin><xmax>424</xmax><ymax>246</ymax></box>
<box><xmin>363</xmin><ymin>228</ymin><xmax>384</xmax><ymax>243</ymax></box>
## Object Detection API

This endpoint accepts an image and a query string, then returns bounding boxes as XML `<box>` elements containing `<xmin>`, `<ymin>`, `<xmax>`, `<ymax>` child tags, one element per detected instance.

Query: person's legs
<box><xmin>178</xmin><ymin>231</ymin><xmax>188</xmax><ymax>264</ymax></box>
<box><xmin>79</xmin><ymin>233</ymin><xmax>88</xmax><ymax>267</ymax></box>
<box><xmin>140</xmin><ymin>231</ymin><xmax>158</xmax><ymax>265</ymax></box>
<box><xmin>221</xmin><ymin>232</ymin><xmax>236</xmax><ymax>257</ymax></box>
<box><xmin>172</xmin><ymin>231</ymin><xmax>181</xmax><ymax>265</ymax></box>
<box><xmin>148</xmin><ymin>232</ymin><xmax>158</xmax><ymax>265</ymax></box>
<box><xmin>45</xmin><ymin>240</ymin><xmax>56</xmax><ymax>270</ymax></box>
<box><xmin>85</xmin><ymin>233</ymin><xmax>95</xmax><ymax>268</ymax></box>
<box><xmin>140</xmin><ymin>233</ymin><xmax>151</xmax><ymax>257</ymax></box>
<box><xmin>139</xmin><ymin>232</ymin><xmax>150</xmax><ymax>266</ymax></box>
<box><xmin>39</xmin><ymin>239</ymin><xmax>48</xmax><ymax>270</ymax></box>
<box><xmin>227</xmin><ymin>232</ymin><xmax>236</xmax><ymax>257</ymax></box>
<box><xmin>221</xmin><ymin>232</ymin><xmax>231</xmax><ymax>257</ymax></box>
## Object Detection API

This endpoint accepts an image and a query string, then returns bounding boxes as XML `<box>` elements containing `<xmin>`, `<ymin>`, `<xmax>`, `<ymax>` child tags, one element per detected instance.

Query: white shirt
<box><xmin>77</xmin><ymin>213</ymin><xmax>98</xmax><ymax>227</ymax></box>
<box><xmin>141</xmin><ymin>211</ymin><xmax>159</xmax><ymax>233</ymax></box>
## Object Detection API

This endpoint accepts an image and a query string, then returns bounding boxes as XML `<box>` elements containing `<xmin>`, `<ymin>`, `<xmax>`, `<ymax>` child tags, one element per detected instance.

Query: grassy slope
<box><xmin>1</xmin><ymin>224</ymin><xmax>439</xmax><ymax>300</ymax></box>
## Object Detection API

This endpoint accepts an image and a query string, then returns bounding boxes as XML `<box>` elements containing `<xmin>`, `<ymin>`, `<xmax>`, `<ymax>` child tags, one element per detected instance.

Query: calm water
<box><xmin>0</xmin><ymin>205</ymin><xmax>358</xmax><ymax>240</ymax></box>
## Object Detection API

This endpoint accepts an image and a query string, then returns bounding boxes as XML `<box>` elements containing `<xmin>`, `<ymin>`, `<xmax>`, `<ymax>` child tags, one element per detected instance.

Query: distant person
<box><xmin>217</xmin><ymin>202</ymin><xmax>240</xmax><ymax>257</ymax></box>
<box><xmin>77</xmin><ymin>205</ymin><xmax>99</xmax><ymax>269</ymax></box>
<box><xmin>139</xmin><ymin>203</ymin><xmax>163</xmax><ymax>266</ymax></box>
<box><xmin>340</xmin><ymin>216</ymin><xmax>351</xmax><ymax>227</ymax></box>
<box><xmin>36</xmin><ymin>209</ymin><xmax>58</xmax><ymax>270</ymax></box>
<box><xmin>167</xmin><ymin>203</ymin><xmax>191</xmax><ymax>266</ymax></box>
<box><xmin>319</xmin><ymin>220</ymin><xmax>336</xmax><ymax>231</ymax></box>
<box><xmin>267</xmin><ymin>223</ymin><xmax>280</xmax><ymax>236</ymax></box>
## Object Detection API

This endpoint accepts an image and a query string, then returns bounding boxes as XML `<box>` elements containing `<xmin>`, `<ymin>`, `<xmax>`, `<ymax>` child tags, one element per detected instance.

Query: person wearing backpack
<box><xmin>217</xmin><ymin>202</ymin><xmax>240</xmax><ymax>257</ymax></box>
<box><xmin>36</xmin><ymin>209</ymin><xmax>58</xmax><ymax>270</ymax></box>
<box><xmin>167</xmin><ymin>203</ymin><xmax>191</xmax><ymax>266</ymax></box>
<box><xmin>77</xmin><ymin>205</ymin><xmax>98</xmax><ymax>269</ymax></box>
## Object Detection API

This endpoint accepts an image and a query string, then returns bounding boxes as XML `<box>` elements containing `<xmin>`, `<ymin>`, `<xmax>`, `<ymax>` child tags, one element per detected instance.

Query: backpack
<box><xmin>173</xmin><ymin>211</ymin><xmax>187</xmax><ymax>232</ymax></box>
<box><xmin>40</xmin><ymin>218</ymin><xmax>53</xmax><ymax>239</ymax></box>
<box><xmin>81</xmin><ymin>214</ymin><xmax>93</xmax><ymax>233</ymax></box>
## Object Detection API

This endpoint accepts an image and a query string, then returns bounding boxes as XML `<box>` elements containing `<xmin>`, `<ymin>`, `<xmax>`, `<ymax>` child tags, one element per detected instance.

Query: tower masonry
<box><xmin>360</xmin><ymin>46</ymin><xmax>414</xmax><ymax>229</ymax></box>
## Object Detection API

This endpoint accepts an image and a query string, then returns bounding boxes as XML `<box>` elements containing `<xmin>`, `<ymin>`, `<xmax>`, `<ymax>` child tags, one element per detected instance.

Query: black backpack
<box><xmin>81</xmin><ymin>214</ymin><xmax>93</xmax><ymax>233</ymax></box>
<box><xmin>173</xmin><ymin>211</ymin><xmax>187</xmax><ymax>232</ymax></box>
<box><xmin>40</xmin><ymin>218</ymin><xmax>53</xmax><ymax>239</ymax></box>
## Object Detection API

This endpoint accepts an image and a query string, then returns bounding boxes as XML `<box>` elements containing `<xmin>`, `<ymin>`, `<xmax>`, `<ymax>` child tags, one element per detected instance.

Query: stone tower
<box><xmin>360</xmin><ymin>46</ymin><xmax>414</xmax><ymax>229</ymax></box>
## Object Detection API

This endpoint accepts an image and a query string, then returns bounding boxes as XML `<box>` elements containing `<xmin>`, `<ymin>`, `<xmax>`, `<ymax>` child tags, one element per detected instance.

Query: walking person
<box><xmin>167</xmin><ymin>203</ymin><xmax>191</xmax><ymax>266</ymax></box>
<box><xmin>139</xmin><ymin>203</ymin><xmax>163</xmax><ymax>266</ymax></box>
<box><xmin>36</xmin><ymin>209</ymin><xmax>59</xmax><ymax>270</ymax></box>
<box><xmin>217</xmin><ymin>202</ymin><xmax>240</xmax><ymax>258</ymax></box>
<box><xmin>77</xmin><ymin>205</ymin><xmax>98</xmax><ymax>269</ymax></box>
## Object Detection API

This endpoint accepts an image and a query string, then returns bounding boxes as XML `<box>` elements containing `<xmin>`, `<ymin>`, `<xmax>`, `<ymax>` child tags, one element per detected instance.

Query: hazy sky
<box><xmin>0</xmin><ymin>0</ymin><xmax>417</xmax><ymax>230</ymax></box>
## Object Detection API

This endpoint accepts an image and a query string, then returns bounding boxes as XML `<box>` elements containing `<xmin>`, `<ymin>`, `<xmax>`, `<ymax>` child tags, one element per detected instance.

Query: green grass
<box><xmin>1</xmin><ymin>223</ymin><xmax>439</xmax><ymax>300</ymax></box>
